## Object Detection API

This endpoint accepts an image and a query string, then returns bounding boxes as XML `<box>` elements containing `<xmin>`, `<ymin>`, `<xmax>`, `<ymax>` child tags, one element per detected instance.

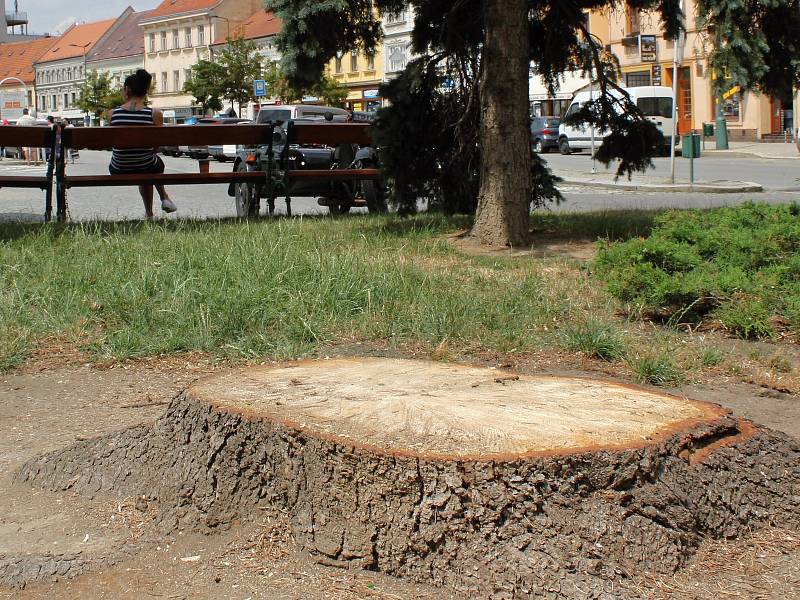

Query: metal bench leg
<box><xmin>285</xmin><ymin>194</ymin><xmax>292</xmax><ymax>217</ymax></box>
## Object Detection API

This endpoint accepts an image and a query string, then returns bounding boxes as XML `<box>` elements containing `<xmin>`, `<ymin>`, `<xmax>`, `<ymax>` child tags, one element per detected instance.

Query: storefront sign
<box><xmin>0</xmin><ymin>89</ymin><xmax>26</xmax><ymax>120</ymax></box>
<box><xmin>651</xmin><ymin>64</ymin><xmax>662</xmax><ymax>86</ymax></box>
<box><xmin>363</xmin><ymin>89</ymin><xmax>380</xmax><ymax>99</ymax></box>
<box><xmin>640</xmin><ymin>35</ymin><xmax>657</xmax><ymax>63</ymax></box>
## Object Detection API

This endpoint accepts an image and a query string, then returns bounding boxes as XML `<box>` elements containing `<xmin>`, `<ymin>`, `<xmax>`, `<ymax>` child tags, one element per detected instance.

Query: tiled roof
<box><xmin>147</xmin><ymin>0</ymin><xmax>222</xmax><ymax>19</ymax></box>
<box><xmin>36</xmin><ymin>18</ymin><xmax>117</xmax><ymax>64</ymax></box>
<box><xmin>0</xmin><ymin>37</ymin><xmax>60</xmax><ymax>84</ymax></box>
<box><xmin>214</xmin><ymin>10</ymin><xmax>281</xmax><ymax>44</ymax></box>
<box><xmin>88</xmin><ymin>10</ymin><xmax>150</xmax><ymax>62</ymax></box>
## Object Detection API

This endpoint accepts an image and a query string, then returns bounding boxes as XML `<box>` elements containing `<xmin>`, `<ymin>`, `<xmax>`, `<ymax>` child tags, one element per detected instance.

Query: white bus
<box><xmin>557</xmin><ymin>86</ymin><xmax>675</xmax><ymax>155</ymax></box>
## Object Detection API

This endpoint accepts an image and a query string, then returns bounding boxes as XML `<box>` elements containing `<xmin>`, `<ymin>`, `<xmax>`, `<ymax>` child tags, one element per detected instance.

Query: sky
<box><xmin>14</xmin><ymin>0</ymin><xmax>159</xmax><ymax>35</ymax></box>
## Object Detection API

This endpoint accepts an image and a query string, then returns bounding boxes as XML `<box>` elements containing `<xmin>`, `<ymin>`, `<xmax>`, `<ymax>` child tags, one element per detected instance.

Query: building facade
<box><xmin>597</xmin><ymin>1</ymin><xmax>788</xmax><ymax>141</ymax></box>
<box><xmin>0</xmin><ymin>36</ymin><xmax>56</xmax><ymax>119</ymax></box>
<box><xmin>86</xmin><ymin>9</ymin><xmax>150</xmax><ymax>93</ymax></box>
<box><xmin>382</xmin><ymin>7</ymin><xmax>414</xmax><ymax>80</ymax></box>
<box><xmin>141</xmin><ymin>0</ymin><xmax>263</xmax><ymax>121</ymax></box>
<box><xmin>329</xmin><ymin>46</ymin><xmax>385</xmax><ymax>112</ymax></box>
<box><xmin>33</xmin><ymin>17</ymin><xmax>119</xmax><ymax>122</ymax></box>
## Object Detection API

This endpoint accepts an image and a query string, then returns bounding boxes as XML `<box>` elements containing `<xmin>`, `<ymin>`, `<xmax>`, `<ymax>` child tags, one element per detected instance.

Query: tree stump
<box><xmin>18</xmin><ymin>359</ymin><xmax>800</xmax><ymax>598</ymax></box>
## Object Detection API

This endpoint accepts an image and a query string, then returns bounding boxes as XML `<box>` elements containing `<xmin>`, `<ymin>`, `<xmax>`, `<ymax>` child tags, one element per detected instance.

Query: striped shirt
<box><xmin>109</xmin><ymin>106</ymin><xmax>158</xmax><ymax>172</ymax></box>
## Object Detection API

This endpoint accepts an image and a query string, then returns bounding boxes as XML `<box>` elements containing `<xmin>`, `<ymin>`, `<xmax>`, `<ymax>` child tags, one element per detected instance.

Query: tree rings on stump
<box><xmin>193</xmin><ymin>358</ymin><xmax>725</xmax><ymax>459</ymax></box>
<box><xmin>18</xmin><ymin>358</ymin><xmax>800</xmax><ymax>599</ymax></box>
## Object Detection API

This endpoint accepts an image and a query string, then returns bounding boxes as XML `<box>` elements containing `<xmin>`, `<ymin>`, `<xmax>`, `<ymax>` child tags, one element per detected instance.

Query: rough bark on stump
<box><xmin>16</xmin><ymin>359</ymin><xmax>800</xmax><ymax>599</ymax></box>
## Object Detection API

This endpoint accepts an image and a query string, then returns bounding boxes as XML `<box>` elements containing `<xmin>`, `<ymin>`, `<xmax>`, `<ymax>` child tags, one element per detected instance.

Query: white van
<box><xmin>557</xmin><ymin>86</ymin><xmax>675</xmax><ymax>155</ymax></box>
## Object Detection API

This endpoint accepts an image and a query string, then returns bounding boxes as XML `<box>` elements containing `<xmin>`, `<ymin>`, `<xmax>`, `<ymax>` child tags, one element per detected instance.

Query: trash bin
<box><xmin>702</xmin><ymin>122</ymin><xmax>714</xmax><ymax>137</ymax></box>
<box><xmin>682</xmin><ymin>133</ymin><xmax>701</xmax><ymax>158</ymax></box>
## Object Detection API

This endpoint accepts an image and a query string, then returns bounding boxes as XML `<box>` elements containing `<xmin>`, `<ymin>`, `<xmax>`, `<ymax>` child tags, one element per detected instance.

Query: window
<box><xmin>385</xmin><ymin>9</ymin><xmax>406</xmax><ymax>24</ymax></box>
<box><xmin>350</xmin><ymin>50</ymin><xmax>358</xmax><ymax>72</ymax></box>
<box><xmin>161</xmin><ymin>71</ymin><xmax>168</xmax><ymax>93</ymax></box>
<box><xmin>366</xmin><ymin>51</ymin><xmax>375</xmax><ymax>71</ymax></box>
<box><xmin>173</xmin><ymin>29</ymin><xmax>179</xmax><ymax>49</ymax></box>
<box><xmin>335</xmin><ymin>55</ymin><xmax>343</xmax><ymax>74</ymax></box>
<box><xmin>387</xmin><ymin>43</ymin><xmax>407</xmax><ymax>72</ymax></box>
<box><xmin>161</xmin><ymin>31</ymin><xmax>167</xmax><ymax>51</ymax></box>
<box><xmin>64</xmin><ymin>93</ymin><xmax>69</xmax><ymax>108</ymax></box>
<box><xmin>149</xmin><ymin>33</ymin><xmax>156</xmax><ymax>52</ymax></box>
<box><xmin>637</xmin><ymin>97</ymin><xmax>672</xmax><ymax>118</ymax></box>
<box><xmin>625</xmin><ymin>3</ymin><xmax>640</xmax><ymax>34</ymax></box>
<box><xmin>173</xmin><ymin>70</ymin><xmax>180</xmax><ymax>91</ymax></box>
<box><xmin>71</xmin><ymin>92</ymin><xmax>76</xmax><ymax>105</ymax></box>
<box><xmin>185</xmin><ymin>27</ymin><xmax>192</xmax><ymax>47</ymax></box>
<box><xmin>184</xmin><ymin>68</ymin><xmax>192</xmax><ymax>84</ymax></box>
<box><xmin>625</xmin><ymin>71</ymin><xmax>651</xmax><ymax>87</ymax></box>
<box><xmin>198</xmin><ymin>25</ymin><xmax>205</xmax><ymax>45</ymax></box>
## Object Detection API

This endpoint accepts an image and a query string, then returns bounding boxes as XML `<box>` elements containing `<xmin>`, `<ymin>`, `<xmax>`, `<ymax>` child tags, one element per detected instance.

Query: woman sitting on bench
<box><xmin>109</xmin><ymin>69</ymin><xmax>177</xmax><ymax>219</ymax></box>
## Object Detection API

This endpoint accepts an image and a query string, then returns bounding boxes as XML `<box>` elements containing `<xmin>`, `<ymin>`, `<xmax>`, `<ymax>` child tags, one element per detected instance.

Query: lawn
<box><xmin>1</xmin><ymin>208</ymin><xmax>796</xmax><ymax>390</ymax></box>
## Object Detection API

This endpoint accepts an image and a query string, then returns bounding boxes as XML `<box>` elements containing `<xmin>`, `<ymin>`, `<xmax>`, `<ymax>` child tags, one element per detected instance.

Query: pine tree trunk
<box><xmin>470</xmin><ymin>0</ymin><xmax>532</xmax><ymax>247</ymax></box>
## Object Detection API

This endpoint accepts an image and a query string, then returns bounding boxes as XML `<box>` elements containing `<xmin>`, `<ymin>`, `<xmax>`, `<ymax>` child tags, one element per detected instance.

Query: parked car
<box><xmin>204</xmin><ymin>117</ymin><xmax>253</xmax><ymax>162</ymax></box>
<box><xmin>557</xmin><ymin>86</ymin><xmax>675</xmax><ymax>155</ymax></box>
<box><xmin>530</xmin><ymin>116</ymin><xmax>560</xmax><ymax>153</ymax></box>
<box><xmin>163</xmin><ymin>116</ymin><xmax>199</xmax><ymax>157</ymax></box>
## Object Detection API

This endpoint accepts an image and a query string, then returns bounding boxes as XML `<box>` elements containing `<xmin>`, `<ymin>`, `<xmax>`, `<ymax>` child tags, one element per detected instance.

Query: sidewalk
<box><xmin>557</xmin><ymin>168</ymin><xmax>763</xmax><ymax>193</ymax></box>
<box><xmin>701</xmin><ymin>140</ymin><xmax>799</xmax><ymax>160</ymax></box>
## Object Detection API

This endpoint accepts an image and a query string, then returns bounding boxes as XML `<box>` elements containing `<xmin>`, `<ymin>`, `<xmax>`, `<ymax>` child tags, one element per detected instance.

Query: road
<box><xmin>542</xmin><ymin>150</ymin><xmax>800</xmax><ymax>191</ymax></box>
<box><xmin>1</xmin><ymin>150</ymin><xmax>798</xmax><ymax>222</ymax></box>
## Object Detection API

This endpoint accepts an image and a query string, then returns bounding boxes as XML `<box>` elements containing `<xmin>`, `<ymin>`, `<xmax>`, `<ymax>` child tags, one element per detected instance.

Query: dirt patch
<box><xmin>1</xmin><ymin>355</ymin><xmax>799</xmax><ymax>599</ymax></box>
<box><xmin>447</xmin><ymin>230</ymin><xmax>598</xmax><ymax>261</ymax></box>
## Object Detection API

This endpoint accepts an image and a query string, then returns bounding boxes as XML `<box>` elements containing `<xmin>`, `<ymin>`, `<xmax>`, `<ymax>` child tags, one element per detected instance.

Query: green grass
<box><xmin>594</xmin><ymin>202</ymin><xmax>800</xmax><ymax>338</ymax></box>
<box><xmin>0</xmin><ymin>214</ymin><xmax>612</xmax><ymax>370</ymax></box>
<box><xmin>560</xmin><ymin>320</ymin><xmax>626</xmax><ymax>361</ymax></box>
<box><xmin>629</xmin><ymin>353</ymin><xmax>684</xmax><ymax>386</ymax></box>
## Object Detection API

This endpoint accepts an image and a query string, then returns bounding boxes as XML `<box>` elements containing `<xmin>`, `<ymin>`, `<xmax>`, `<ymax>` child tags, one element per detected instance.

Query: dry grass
<box><xmin>633</xmin><ymin>528</ymin><xmax>800</xmax><ymax>600</ymax></box>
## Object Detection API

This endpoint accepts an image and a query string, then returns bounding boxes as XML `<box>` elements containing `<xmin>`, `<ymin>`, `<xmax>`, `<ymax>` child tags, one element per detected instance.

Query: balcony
<box><xmin>5</xmin><ymin>11</ymin><xmax>28</xmax><ymax>26</ymax></box>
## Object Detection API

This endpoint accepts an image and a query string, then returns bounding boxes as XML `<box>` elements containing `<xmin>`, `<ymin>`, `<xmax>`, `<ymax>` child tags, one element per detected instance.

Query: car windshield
<box><xmin>637</xmin><ymin>97</ymin><xmax>673</xmax><ymax>118</ymax></box>
<box><xmin>258</xmin><ymin>109</ymin><xmax>292</xmax><ymax>124</ymax></box>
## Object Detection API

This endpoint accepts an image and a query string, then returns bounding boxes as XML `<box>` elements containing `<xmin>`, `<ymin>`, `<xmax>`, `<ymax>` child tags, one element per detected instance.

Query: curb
<box><xmin>559</xmin><ymin>179</ymin><xmax>763</xmax><ymax>194</ymax></box>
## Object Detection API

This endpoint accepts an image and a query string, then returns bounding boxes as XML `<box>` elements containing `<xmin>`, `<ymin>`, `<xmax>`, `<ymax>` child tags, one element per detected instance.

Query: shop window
<box><xmin>722</xmin><ymin>92</ymin><xmax>741</xmax><ymax>121</ymax></box>
<box><xmin>625</xmin><ymin>71</ymin><xmax>651</xmax><ymax>87</ymax></box>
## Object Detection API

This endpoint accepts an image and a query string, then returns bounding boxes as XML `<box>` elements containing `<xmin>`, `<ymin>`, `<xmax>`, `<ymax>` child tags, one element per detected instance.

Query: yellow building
<box><xmin>328</xmin><ymin>45</ymin><xmax>385</xmax><ymax>112</ymax></box>
<box><xmin>594</xmin><ymin>1</ymin><xmax>791</xmax><ymax>141</ymax></box>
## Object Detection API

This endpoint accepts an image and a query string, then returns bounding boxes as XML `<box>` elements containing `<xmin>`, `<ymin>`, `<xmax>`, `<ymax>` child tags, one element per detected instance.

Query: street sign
<box><xmin>253</xmin><ymin>79</ymin><xmax>267</xmax><ymax>97</ymax></box>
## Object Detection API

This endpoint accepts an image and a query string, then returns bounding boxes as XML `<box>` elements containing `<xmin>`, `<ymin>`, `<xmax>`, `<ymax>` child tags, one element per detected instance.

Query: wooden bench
<box><xmin>53</xmin><ymin>121</ymin><xmax>381</xmax><ymax>220</ymax></box>
<box><xmin>0</xmin><ymin>126</ymin><xmax>57</xmax><ymax>220</ymax></box>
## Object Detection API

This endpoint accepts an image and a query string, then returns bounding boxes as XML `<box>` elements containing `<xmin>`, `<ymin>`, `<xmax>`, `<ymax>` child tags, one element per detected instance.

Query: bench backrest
<box><xmin>0</xmin><ymin>126</ymin><xmax>55</xmax><ymax>147</ymax></box>
<box><xmin>289</xmin><ymin>123</ymin><xmax>372</xmax><ymax>147</ymax></box>
<box><xmin>63</xmin><ymin>124</ymin><xmax>276</xmax><ymax>150</ymax></box>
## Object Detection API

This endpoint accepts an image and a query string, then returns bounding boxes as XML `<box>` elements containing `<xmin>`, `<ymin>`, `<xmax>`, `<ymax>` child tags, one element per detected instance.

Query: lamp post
<box><xmin>69</xmin><ymin>42</ymin><xmax>91</xmax><ymax>125</ymax></box>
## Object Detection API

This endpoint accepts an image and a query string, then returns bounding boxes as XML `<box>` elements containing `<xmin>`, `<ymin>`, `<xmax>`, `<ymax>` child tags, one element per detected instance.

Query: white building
<box><xmin>382</xmin><ymin>6</ymin><xmax>414</xmax><ymax>79</ymax></box>
<box><xmin>141</xmin><ymin>0</ymin><xmax>262</xmax><ymax>121</ymax></box>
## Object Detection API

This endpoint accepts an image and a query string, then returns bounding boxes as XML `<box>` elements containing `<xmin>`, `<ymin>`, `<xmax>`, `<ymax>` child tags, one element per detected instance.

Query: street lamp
<box><xmin>69</xmin><ymin>42</ymin><xmax>91</xmax><ymax>125</ymax></box>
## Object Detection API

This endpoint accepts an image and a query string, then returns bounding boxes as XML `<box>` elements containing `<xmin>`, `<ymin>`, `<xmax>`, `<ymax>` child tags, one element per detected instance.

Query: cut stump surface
<box><xmin>17</xmin><ymin>359</ymin><xmax>800</xmax><ymax>599</ymax></box>
<box><xmin>196</xmin><ymin>358</ymin><xmax>724</xmax><ymax>459</ymax></box>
